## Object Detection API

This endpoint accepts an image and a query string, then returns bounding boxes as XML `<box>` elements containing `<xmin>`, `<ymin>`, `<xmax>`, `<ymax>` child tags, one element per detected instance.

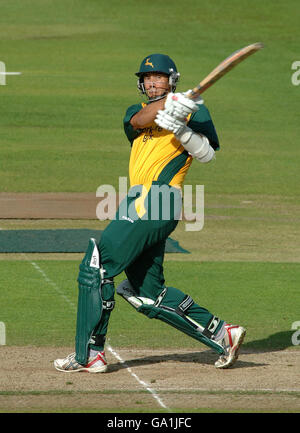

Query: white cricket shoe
<box><xmin>214</xmin><ymin>324</ymin><xmax>246</xmax><ymax>369</ymax></box>
<box><xmin>54</xmin><ymin>351</ymin><xmax>108</xmax><ymax>373</ymax></box>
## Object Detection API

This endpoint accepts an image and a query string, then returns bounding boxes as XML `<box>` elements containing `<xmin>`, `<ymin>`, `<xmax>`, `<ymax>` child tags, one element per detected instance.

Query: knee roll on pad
<box><xmin>116</xmin><ymin>279</ymin><xmax>156</xmax><ymax>308</ymax></box>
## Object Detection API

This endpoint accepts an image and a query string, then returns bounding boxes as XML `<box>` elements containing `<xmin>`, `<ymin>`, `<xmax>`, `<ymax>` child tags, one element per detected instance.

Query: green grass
<box><xmin>0</xmin><ymin>0</ymin><xmax>299</xmax><ymax>195</ymax></box>
<box><xmin>0</xmin><ymin>0</ymin><xmax>299</xmax><ymax>414</ymax></box>
<box><xmin>0</xmin><ymin>260</ymin><xmax>298</xmax><ymax>351</ymax></box>
<box><xmin>1</xmin><ymin>389</ymin><xmax>298</xmax><ymax>414</ymax></box>
<box><xmin>0</xmin><ymin>408</ymin><xmax>295</xmax><ymax>413</ymax></box>
<box><xmin>2</xmin><ymin>389</ymin><xmax>299</xmax><ymax>398</ymax></box>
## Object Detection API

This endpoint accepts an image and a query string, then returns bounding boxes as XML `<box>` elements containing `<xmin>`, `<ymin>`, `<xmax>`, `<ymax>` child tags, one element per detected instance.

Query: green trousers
<box><xmin>91</xmin><ymin>182</ymin><xmax>224</xmax><ymax>351</ymax></box>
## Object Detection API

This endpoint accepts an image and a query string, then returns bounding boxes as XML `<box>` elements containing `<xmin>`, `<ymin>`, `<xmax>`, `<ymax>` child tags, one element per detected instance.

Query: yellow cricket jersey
<box><xmin>128</xmin><ymin>104</ymin><xmax>192</xmax><ymax>190</ymax></box>
<box><xmin>123</xmin><ymin>101</ymin><xmax>220</xmax><ymax>216</ymax></box>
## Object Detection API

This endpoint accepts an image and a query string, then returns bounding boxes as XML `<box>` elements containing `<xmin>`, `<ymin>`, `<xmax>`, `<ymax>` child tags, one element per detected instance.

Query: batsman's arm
<box><xmin>130</xmin><ymin>97</ymin><xmax>166</xmax><ymax>130</ymax></box>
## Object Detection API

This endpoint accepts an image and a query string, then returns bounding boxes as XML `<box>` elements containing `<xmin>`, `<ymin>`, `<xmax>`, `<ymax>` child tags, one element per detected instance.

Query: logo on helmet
<box><xmin>145</xmin><ymin>58</ymin><xmax>154</xmax><ymax>68</ymax></box>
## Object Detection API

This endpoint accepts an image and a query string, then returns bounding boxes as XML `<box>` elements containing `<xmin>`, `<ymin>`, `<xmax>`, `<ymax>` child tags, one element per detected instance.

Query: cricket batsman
<box><xmin>54</xmin><ymin>53</ymin><xmax>246</xmax><ymax>373</ymax></box>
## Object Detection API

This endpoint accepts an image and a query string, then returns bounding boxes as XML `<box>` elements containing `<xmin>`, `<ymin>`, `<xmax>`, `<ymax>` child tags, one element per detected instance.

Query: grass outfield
<box><xmin>0</xmin><ymin>259</ymin><xmax>297</xmax><ymax>350</ymax></box>
<box><xmin>0</xmin><ymin>0</ymin><xmax>299</xmax><ymax>195</ymax></box>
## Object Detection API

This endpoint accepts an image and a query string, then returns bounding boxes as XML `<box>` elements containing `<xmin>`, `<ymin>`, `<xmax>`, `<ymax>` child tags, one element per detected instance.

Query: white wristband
<box><xmin>175</xmin><ymin>127</ymin><xmax>215</xmax><ymax>163</ymax></box>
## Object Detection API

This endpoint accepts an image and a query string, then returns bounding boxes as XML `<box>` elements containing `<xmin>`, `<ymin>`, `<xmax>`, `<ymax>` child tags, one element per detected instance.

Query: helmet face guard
<box><xmin>136</xmin><ymin>54</ymin><xmax>180</xmax><ymax>101</ymax></box>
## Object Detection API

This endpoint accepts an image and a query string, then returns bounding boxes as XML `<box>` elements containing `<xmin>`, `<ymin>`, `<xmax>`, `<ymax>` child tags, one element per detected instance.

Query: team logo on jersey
<box><xmin>145</xmin><ymin>58</ymin><xmax>154</xmax><ymax>68</ymax></box>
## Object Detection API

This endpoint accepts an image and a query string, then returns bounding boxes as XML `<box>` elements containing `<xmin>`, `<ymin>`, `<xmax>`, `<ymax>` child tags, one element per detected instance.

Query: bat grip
<box><xmin>186</xmin><ymin>86</ymin><xmax>202</xmax><ymax>99</ymax></box>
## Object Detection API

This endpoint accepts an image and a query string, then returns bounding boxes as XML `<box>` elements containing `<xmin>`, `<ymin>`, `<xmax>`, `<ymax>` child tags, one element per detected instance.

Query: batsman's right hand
<box><xmin>164</xmin><ymin>91</ymin><xmax>204</xmax><ymax>121</ymax></box>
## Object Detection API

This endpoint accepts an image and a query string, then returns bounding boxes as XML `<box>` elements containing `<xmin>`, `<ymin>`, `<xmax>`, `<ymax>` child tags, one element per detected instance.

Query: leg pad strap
<box><xmin>138</xmin><ymin>301</ymin><xmax>224</xmax><ymax>355</ymax></box>
<box><xmin>116</xmin><ymin>280</ymin><xmax>224</xmax><ymax>355</ymax></box>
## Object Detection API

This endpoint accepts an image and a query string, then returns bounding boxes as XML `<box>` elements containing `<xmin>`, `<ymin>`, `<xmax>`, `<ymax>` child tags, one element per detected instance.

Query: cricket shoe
<box><xmin>214</xmin><ymin>324</ymin><xmax>246</xmax><ymax>369</ymax></box>
<box><xmin>54</xmin><ymin>351</ymin><xmax>108</xmax><ymax>373</ymax></box>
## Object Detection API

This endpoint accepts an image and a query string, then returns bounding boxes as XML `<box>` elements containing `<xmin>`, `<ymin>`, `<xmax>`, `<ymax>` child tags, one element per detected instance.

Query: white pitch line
<box><xmin>28</xmin><ymin>259</ymin><xmax>77</xmax><ymax>312</ymax></box>
<box><xmin>25</xmin><ymin>255</ymin><xmax>170</xmax><ymax>411</ymax></box>
<box><xmin>106</xmin><ymin>344</ymin><xmax>170</xmax><ymax>411</ymax></box>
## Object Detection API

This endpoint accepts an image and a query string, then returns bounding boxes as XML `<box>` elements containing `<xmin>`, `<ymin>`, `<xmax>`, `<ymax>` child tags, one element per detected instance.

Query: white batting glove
<box><xmin>164</xmin><ymin>91</ymin><xmax>204</xmax><ymax>120</ymax></box>
<box><xmin>155</xmin><ymin>110</ymin><xmax>187</xmax><ymax>135</ymax></box>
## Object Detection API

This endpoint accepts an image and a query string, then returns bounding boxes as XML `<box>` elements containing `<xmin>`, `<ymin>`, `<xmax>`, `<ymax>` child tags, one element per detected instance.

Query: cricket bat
<box><xmin>187</xmin><ymin>42</ymin><xmax>264</xmax><ymax>98</ymax></box>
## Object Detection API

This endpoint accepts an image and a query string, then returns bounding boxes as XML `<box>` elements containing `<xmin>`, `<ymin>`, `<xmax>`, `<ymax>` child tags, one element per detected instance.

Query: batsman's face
<box><xmin>143</xmin><ymin>72</ymin><xmax>170</xmax><ymax>99</ymax></box>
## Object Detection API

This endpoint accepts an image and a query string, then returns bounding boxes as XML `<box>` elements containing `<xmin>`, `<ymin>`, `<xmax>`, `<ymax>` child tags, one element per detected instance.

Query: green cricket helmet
<box><xmin>136</xmin><ymin>53</ymin><xmax>180</xmax><ymax>100</ymax></box>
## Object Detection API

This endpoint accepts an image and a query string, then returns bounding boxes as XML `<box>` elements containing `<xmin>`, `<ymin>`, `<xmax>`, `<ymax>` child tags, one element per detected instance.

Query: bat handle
<box><xmin>186</xmin><ymin>86</ymin><xmax>202</xmax><ymax>99</ymax></box>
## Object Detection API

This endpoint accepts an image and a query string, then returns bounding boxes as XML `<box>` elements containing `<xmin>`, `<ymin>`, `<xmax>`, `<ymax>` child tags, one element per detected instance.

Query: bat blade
<box><xmin>187</xmin><ymin>42</ymin><xmax>264</xmax><ymax>98</ymax></box>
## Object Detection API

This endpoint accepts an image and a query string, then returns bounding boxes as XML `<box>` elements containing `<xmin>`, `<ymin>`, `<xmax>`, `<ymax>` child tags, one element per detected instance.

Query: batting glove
<box><xmin>155</xmin><ymin>110</ymin><xmax>187</xmax><ymax>135</ymax></box>
<box><xmin>164</xmin><ymin>91</ymin><xmax>204</xmax><ymax>120</ymax></box>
